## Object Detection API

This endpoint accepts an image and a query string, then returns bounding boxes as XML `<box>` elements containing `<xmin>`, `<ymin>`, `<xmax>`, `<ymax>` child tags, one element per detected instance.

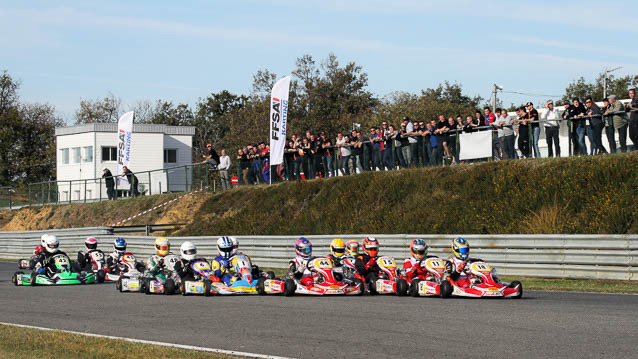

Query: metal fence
<box><xmin>1</xmin><ymin>229</ymin><xmax>636</xmax><ymax>280</ymax></box>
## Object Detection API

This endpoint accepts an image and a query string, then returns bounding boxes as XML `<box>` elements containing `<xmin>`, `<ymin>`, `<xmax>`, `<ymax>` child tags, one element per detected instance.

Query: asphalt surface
<box><xmin>1</xmin><ymin>261</ymin><xmax>637</xmax><ymax>358</ymax></box>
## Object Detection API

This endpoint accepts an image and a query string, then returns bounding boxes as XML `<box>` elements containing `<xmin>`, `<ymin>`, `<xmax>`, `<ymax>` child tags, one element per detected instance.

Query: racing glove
<box><xmin>365</xmin><ymin>258</ymin><xmax>376</xmax><ymax>270</ymax></box>
<box><xmin>457</xmin><ymin>261</ymin><xmax>466</xmax><ymax>273</ymax></box>
<box><xmin>36</xmin><ymin>267</ymin><xmax>46</xmax><ymax>275</ymax></box>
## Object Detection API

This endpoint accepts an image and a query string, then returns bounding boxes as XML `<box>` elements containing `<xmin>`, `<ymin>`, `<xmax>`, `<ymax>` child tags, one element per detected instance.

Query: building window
<box><xmin>102</xmin><ymin>146</ymin><xmax>117</xmax><ymax>162</ymax></box>
<box><xmin>164</xmin><ymin>149</ymin><xmax>177</xmax><ymax>163</ymax></box>
<box><xmin>72</xmin><ymin>147</ymin><xmax>81</xmax><ymax>163</ymax></box>
<box><xmin>61</xmin><ymin>148</ymin><xmax>69</xmax><ymax>164</ymax></box>
<box><xmin>83</xmin><ymin>146</ymin><xmax>93</xmax><ymax>162</ymax></box>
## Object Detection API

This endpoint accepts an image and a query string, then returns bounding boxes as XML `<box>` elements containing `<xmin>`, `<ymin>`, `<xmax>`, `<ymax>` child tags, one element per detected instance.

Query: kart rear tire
<box><xmin>440</xmin><ymin>280</ymin><xmax>453</xmax><ymax>298</ymax></box>
<box><xmin>257</xmin><ymin>277</ymin><xmax>266</xmax><ymax>295</ymax></box>
<box><xmin>396</xmin><ymin>278</ymin><xmax>408</xmax><ymax>296</ymax></box>
<box><xmin>165</xmin><ymin>279</ymin><xmax>176</xmax><ymax>295</ymax></box>
<box><xmin>12</xmin><ymin>271</ymin><xmax>23</xmax><ymax>286</ymax></box>
<box><xmin>116</xmin><ymin>278</ymin><xmax>123</xmax><ymax>292</ymax></box>
<box><xmin>352</xmin><ymin>278</ymin><xmax>365</xmax><ymax>296</ymax></box>
<box><xmin>284</xmin><ymin>279</ymin><xmax>296</xmax><ymax>297</ymax></box>
<box><xmin>368</xmin><ymin>275</ymin><xmax>379</xmax><ymax>295</ymax></box>
<box><xmin>31</xmin><ymin>271</ymin><xmax>39</xmax><ymax>286</ymax></box>
<box><xmin>96</xmin><ymin>270</ymin><xmax>105</xmax><ymax>283</ymax></box>
<box><xmin>510</xmin><ymin>280</ymin><xmax>523</xmax><ymax>299</ymax></box>
<box><xmin>142</xmin><ymin>278</ymin><xmax>151</xmax><ymax>294</ymax></box>
<box><xmin>204</xmin><ymin>280</ymin><xmax>212</xmax><ymax>297</ymax></box>
<box><xmin>410</xmin><ymin>279</ymin><xmax>422</xmax><ymax>297</ymax></box>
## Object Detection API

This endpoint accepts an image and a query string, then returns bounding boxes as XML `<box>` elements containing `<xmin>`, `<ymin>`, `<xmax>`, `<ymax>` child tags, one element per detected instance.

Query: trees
<box><xmin>74</xmin><ymin>93</ymin><xmax>122</xmax><ymax>124</ymax></box>
<box><xmin>562</xmin><ymin>72</ymin><xmax>638</xmax><ymax>102</ymax></box>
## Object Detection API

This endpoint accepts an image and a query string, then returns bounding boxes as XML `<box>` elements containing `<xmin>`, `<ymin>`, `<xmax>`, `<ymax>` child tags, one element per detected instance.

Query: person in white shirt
<box><xmin>542</xmin><ymin>100</ymin><xmax>561</xmax><ymax>157</ymax></box>
<box><xmin>218</xmin><ymin>149</ymin><xmax>232</xmax><ymax>190</ymax></box>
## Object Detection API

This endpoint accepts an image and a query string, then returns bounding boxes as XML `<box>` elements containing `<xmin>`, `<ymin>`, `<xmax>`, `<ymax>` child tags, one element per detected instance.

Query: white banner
<box><xmin>117</xmin><ymin>111</ymin><xmax>134</xmax><ymax>185</ymax></box>
<box><xmin>269</xmin><ymin>76</ymin><xmax>291</xmax><ymax>166</ymax></box>
<box><xmin>459</xmin><ymin>131</ymin><xmax>492</xmax><ymax>160</ymax></box>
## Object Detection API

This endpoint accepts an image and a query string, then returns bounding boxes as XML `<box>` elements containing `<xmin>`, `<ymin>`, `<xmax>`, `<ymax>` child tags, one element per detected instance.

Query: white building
<box><xmin>55</xmin><ymin>123</ymin><xmax>195</xmax><ymax>201</ymax></box>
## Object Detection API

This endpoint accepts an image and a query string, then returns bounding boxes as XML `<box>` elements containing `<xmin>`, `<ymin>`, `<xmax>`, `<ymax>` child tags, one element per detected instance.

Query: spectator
<box><xmin>218</xmin><ymin>149</ymin><xmax>231</xmax><ymax>190</ymax></box>
<box><xmin>435</xmin><ymin>115</ymin><xmax>448</xmax><ymax>162</ymax></box>
<box><xmin>424</xmin><ymin>121</ymin><xmax>435</xmax><ymax>166</ymax></box>
<box><xmin>493</xmin><ymin>109</ymin><xmax>508</xmax><ymax>159</ymax></box>
<box><xmin>284</xmin><ymin>140</ymin><xmax>297</xmax><ymax>180</ymax></box>
<box><xmin>301</xmin><ymin>137</ymin><xmax>311</xmax><ymax>178</ymax></box>
<box><xmin>517</xmin><ymin>107</ymin><xmax>531</xmax><ymax>158</ymax></box>
<box><xmin>102</xmin><ymin>168</ymin><xmax>115</xmax><ymax>200</ymax></box>
<box><xmin>463</xmin><ymin>115</ymin><xmax>478</xmax><ymax>133</ymax></box>
<box><xmin>571</xmin><ymin>98</ymin><xmax>588</xmax><ymax>156</ymax></box>
<box><xmin>542</xmin><ymin>100</ymin><xmax>561</xmax><ymax>157</ymax></box>
<box><xmin>562</xmin><ymin>99</ymin><xmax>581</xmax><ymax>155</ymax></box>
<box><xmin>335</xmin><ymin>133</ymin><xmax>351</xmax><ymax>176</ymax></box>
<box><xmin>403</xmin><ymin>117</ymin><xmax>418</xmax><ymax>168</ymax></box>
<box><xmin>202</xmin><ymin>143</ymin><xmax>220</xmax><ymax>169</ymax></box>
<box><xmin>483</xmin><ymin>106</ymin><xmax>495</xmax><ymax>127</ymax></box>
<box><xmin>369</xmin><ymin>127</ymin><xmax>382</xmax><ymax>171</ymax></box>
<box><xmin>627</xmin><ymin>88</ymin><xmax>638</xmax><ymax>150</ymax></box>
<box><xmin>490</xmin><ymin>110</ymin><xmax>502</xmax><ymax>160</ymax></box>
<box><xmin>321</xmin><ymin>133</ymin><xmax>334</xmax><ymax>177</ymax></box>
<box><xmin>399</xmin><ymin>123</ymin><xmax>411</xmax><ymax>167</ymax></box>
<box><xmin>381</xmin><ymin>122</ymin><xmax>393</xmax><ymax>170</ymax></box>
<box><xmin>237</xmin><ymin>148</ymin><xmax>251</xmax><ymax>185</ymax></box>
<box><xmin>353</xmin><ymin>131</ymin><xmax>366</xmax><ymax>173</ymax></box>
<box><xmin>475</xmin><ymin>111</ymin><xmax>486</xmax><ymax>129</ymax></box>
<box><xmin>392</xmin><ymin>125</ymin><xmax>405</xmax><ymax>168</ymax></box>
<box><xmin>292</xmin><ymin>136</ymin><xmax>302</xmax><ymax>179</ymax></box>
<box><xmin>602</xmin><ymin>98</ymin><xmax>616</xmax><ymax>153</ymax></box>
<box><xmin>417</xmin><ymin>121</ymin><xmax>428</xmax><ymax>166</ymax></box>
<box><xmin>524</xmin><ymin>102</ymin><xmax>540</xmax><ymax>158</ymax></box>
<box><xmin>585</xmin><ymin>97</ymin><xmax>605</xmax><ymax>155</ymax></box>
<box><xmin>605</xmin><ymin>95</ymin><xmax>629</xmax><ymax>152</ymax></box>
<box><xmin>121</xmin><ymin>166</ymin><xmax>140</xmax><ymax>197</ymax></box>
<box><xmin>445</xmin><ymin>117</ymin><xmax>460</xmax><ymax>164</ymax></box>
<box><xmin>500</xmin><ymin>109</ymin><xmax>516</xmax><ymax>159</ymax></box>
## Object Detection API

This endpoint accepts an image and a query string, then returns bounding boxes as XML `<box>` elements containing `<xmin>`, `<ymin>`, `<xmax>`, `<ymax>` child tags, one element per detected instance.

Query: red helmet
<box><xmin>362</xmin><ymin>237</ymin><xmax>379</xmax><ymax>257</ymax></box>
<box><xmin>85</xmin><ymin>237</ymin><xmax>98</xmax><ymax>251</ymax></box>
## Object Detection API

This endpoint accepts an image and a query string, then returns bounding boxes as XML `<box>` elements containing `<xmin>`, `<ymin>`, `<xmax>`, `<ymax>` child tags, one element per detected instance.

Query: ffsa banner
<box><xmin>269</xmin><ymin>76</ymin><xmax>291</xmax><ymax>166</ymax></box>
<box><xmin>117</xmin><ymin>111</ymin><xmax>134</xmax><ymax>185</ymax></box>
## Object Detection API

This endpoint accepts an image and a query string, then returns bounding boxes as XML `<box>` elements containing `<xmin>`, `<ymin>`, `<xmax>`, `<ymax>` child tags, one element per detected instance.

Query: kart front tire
<box><xmin>116</xmin><ymin>278</ymin><xmax>123</xmax><ymax>292</ymax></box>
<box><xmin>510</xmin><ymin>280</ymin><xmax>523</xmax><ymax>299</ymax></box>
<box><xmin>440</xmin><ymin>280</ymin><xmax>453</xmax><ymax>298</ymax></box>
<box><xmin>353</xmin><ymin>278</ymin><xmax>364</xmax><ymax>296</ymax></box>
<box><xmin>410</xmin><ymin>279</ymin><xmax>422</xmax><ymax>297</ymax></box>
<box><xmin>368</xmin><ymin>275</ymin><xmax>379</xmax><ymax>295</ymax></box>
<box><xmin>165</xmin><ymin>279</ymin><xmax>176</xmax><ymax>295</ymax></box>
<box><xmin>180</xmin><ymin>282</ymin><xmax>188</xmax><ymax>296</ymax></box>
<box><xmin>204</xmin><ymin>280</ymin><xmax>212</xmax><ymax>297</ymax></box>
<box><xmin>396</xmin><ymin>279</ymin><xmax>408</xmax><ymax>296</ymax></box>
<box><xmin>31</xmin><ymin>271</ymin><xmax>39</xmax><ymax>286</ymax></box>
<box><xmin>257</xmin><ymin>277</ymin><xmax>266</xmax><ymax>295</ymax></box>
<box><xmin>97</xmin><ymin>270</ymin><xmax>105</xmax><ymax>283</ymax></box>
<box><xmin>12</xmin><ymin>271</ymin><xmax>23</xmax><ymax>286</ymax></box>
<box><xmin>142</xmin><ymin>278</ymin><xmax>151</xmax><ymax>295</ymax></box>
<box><xmin>284</xmin><ymin>279</ymin><xmax>296</xmax><ymax>297</ymax></box>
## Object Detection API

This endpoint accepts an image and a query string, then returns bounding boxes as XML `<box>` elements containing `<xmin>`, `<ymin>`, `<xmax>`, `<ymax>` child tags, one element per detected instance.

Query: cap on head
<box><xmin>608</xmin><ymin>95</ymin><xmax>617</xmax><ymax>100</ymax></box>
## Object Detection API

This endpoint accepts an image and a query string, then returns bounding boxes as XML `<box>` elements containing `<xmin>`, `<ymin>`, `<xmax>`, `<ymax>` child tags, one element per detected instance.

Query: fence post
<box><xmin>165</xmin><ymin>169</ymin><xmax>170</xmax><ymax>193</ymax></box>
<box><xmin>567</xmin><ymin>119</ymin><xmax>573</xmax><ymax>156</ymax></box>
<box><xmin>115</xmin><ymin>176</ymin><xmax>118</xmax><ymax>199</ymax></box>
<box><xmin>8</xmin><ymin>188</ymin><xmax>12</xmax><ymax>209</ymax></box>
<box><xmin>99</xmin><ymin>178</ymin><xmax>102</xmax><ymax>201</ymax></box>
<box><xmin>84</xmin><ymin>179</ymin><xmax>87</xmax><ymax>203</ymax></box>
<box><xmin>148</xmin><ymin>171</ymin><xmax>152</xmax><ymax>196</ymax></box>
<box><xmin>28</xmin><ymin>185</ymin><xmax>31</xmax><ymax>207</ymax></box>
<box><xmin>41</xmin><ymin>183</ymin><xmax>45</xmax><ymax>206</ymax></box>
<box><xmin>185</xmin><ymin>166</ymin><xmax>188</xmax><ymax>192</ymax></box>
<box><xmin>456</xmin><ymin>129</ymin><xmax>460</xmax><ymax>162</ymax></box>
<box><xmin>69</xmin><ymin>181</ymin><xmax>72</xmax><ymax>204</ymax></box>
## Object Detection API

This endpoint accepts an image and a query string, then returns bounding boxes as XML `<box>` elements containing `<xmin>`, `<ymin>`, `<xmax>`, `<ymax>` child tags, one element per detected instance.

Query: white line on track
<box><xmin>0</xmin><ymin>322</ymin><xmax>294</xmax><ymax>359</ymax></box>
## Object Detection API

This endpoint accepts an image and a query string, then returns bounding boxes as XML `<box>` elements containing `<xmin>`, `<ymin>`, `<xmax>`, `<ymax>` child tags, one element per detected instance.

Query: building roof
<box><xmin>55</xmin><ymin>123</ymin><xmax>196</xmax><ymax>136</ymax></box>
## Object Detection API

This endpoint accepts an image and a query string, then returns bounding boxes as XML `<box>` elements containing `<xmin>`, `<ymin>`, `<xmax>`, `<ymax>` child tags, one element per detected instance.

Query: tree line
<box><xmin>1</xmin><ymin>53</ymin><xmax>636</xmax><ymax>187</ymax></box>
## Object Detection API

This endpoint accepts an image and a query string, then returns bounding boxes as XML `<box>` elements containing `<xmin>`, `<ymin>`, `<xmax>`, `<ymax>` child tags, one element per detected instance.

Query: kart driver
<box><xmin>33</xmin><ymin>235</ymin><xmax>47</xmax><ymax>256</ymax></box>
<box><xmin>327</xmin><ymin>238</ymin><xmax>347</xmax><ymax>280</ymax></box>
<box><xmin>76</xmin><ymin>237</ymin><xmax>104</xmax><ymax>270</ymax></box>
<box><xmin>29</xmin><ymin>234</ymin><xmax>67</xmax><ymax>276</ymax></box>
<box><xmin>174</xmin><ymin>241</ymin><xmax>207</xmax><ymax>282</ymax></box>
<box><xmin>145</xmin><ymin>237</ymin><xmax>175</xmax><ymax>277</ymax></box>
<box><xmin>288</xmin><ymin>237</ymin><xmax>314</xmax><ymax>286</ymax></box>
<box><xmin>354</xmin><ymin>237</ymin><xmax>380</xmax><ymax>283</ymax></box>
<box><xmin>445</xmin><ymin>237</ymin><xmax>482</xmax><ymax>284</ymax></box>
<box><xmin>210</xmin><ymin>236</ymin><xmax>234</xmax><ymax>285</ymax></box>
<box><xmin>106</xmin><ymin>237</ymin><xmax>145</xmax><ymax>274</ymax></box>
<box><xmin>402</xmin><ymin>238</ymin><xmax>437</xmax><ymax>281</ymax></box>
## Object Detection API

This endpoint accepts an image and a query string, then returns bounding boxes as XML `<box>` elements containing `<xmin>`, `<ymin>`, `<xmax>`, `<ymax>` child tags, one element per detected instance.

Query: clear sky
<box><xmin>1</xmin><ymin>0</ymin><xmax>636</xmax><ymax>123</ymax></box>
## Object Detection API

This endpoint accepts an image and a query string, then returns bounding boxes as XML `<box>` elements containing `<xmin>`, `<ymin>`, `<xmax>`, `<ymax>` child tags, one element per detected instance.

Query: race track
<box><xmin>1</xmin><ymin>261</ymin><xmax>637</xmax><ymax>358</ymax></box>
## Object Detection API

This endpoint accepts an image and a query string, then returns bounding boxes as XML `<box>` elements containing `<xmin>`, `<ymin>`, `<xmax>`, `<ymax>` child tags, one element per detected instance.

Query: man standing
<box><xmin>605</xmin><ymin>95</ymin><xmax>628</xmax><ymax>152</ymax></box>
<box><xmin>202</xmin><ymin>143</ymin><xmax>220</xmax><ymax>169</ymax></box>
<box><xmin>500</xmin><ymin>109</ymin><xmax>516</xmax><ymax>159</ymax></box>
<box><xmin>102</xmin><ymin>168</ymin><xmax>115</xmax><ymax>200</ymax></box>
<box><xmin>404</xmin><ymin>117</ymin><xmax>418</xmax><ymax>168</ymax></box>
<box><xmin>601</xmin><ymin>98</ymin><xmax>616</xmax><ymax>153</ymax></box>
<box><xmin>525</xmin><ymin>102</ymin><xmax>541</xmax><ymax>158</ymax></box>
<box><xmin>122</xmin><ymin>166</ymin><xmax>139</xmax><ymax>197</ymax></box>
<box><xmin>335</xmin><ymin>133</ymin><xmax>351</xmax><ymax>176</ymax></box>
<box><xmin>218</xmin><ymin>149</ymin><xmax>231</xmax><ymax>190</ymax></box>
<box><xmin>381</xmin><ymin>123</ymin><xmax>394</xmax><ymax>170</ymax></box>
<box><xmin>627</xmin><ymin>88</ymin><xmax>638</xmax><ymax>150</ymax></box>
<box><xmin>369</xmin><ymin>127</ymin><xmax>382</xmax><ymax>171</ymax></box>
<box><xmin>542</xmin><ymin>100</ymin><xmax>561</xmax><ymax>157</ymax></box>
<box><xmin>237</xmin><ymin>149</ymin><xmax>251</xmax><ymax>185</ymax></box>
<box><xmin>585</xmin><ymin>97</ymin><xmax>605</xmax><ymax>154</ymax></box>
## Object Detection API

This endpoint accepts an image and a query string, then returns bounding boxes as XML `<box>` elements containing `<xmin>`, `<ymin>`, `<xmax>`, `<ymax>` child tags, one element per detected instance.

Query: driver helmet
<box><xmin>85</xmin><ymin>237</ymin><xmax>98</xmax><ymax>251</ymax></box>
<box><xmin>362</xmin><ymin>237</ymin><xmax>379</xmax><ymax>258</ymax></box>
<box><xmin>114</xmin><ymin>237</ymin><xmax>127</xmax><ymax>255</ymax></box>
<box><xmin>295</xmin><ymin>237</ymin><xmax>312</xmax><ymax>259</ymax></box>
<box><xmin>330</xmin><ymin>238</ymin><xmax>346</xmax><ymax>258</ymax></box>
<box><xmin>230</xmin><ymin>237</ymin><xmax>239</xmax><ymax>254</ymax></box>
<box><xmin>155</xmin><ymin>237</ymin><xmax>170</xmax><ymax>257</ymax></box>
<box><xmin>40</xmin><ymin>234</ymin><xmax>47</xmax><ymax>248</ymax></box>
<box><xmin>180</xmin><ymin>241</ymin><xmax>197</xmax><ymax>261</ymax></box>
<box><xmin>346</xmin><ymin>240</ymin><xmax>360</xmax><ymax>256</ymax></box>
<box><xmin>452</xmin><ymin>237</ymin><xmax>470</xmax><ymax>260</ymax></box>
<box><xmin>410</xmin><ymin>238</ymin><xmax>427</xmax><ymax>260</ymax></box>
<box><xmin>43</xmin><ymin>234</ymin><xmax>59</xmax><ymax>254</ymax></box>
<box><xmin>217</xmin><ymin>236</ymin><xmax>234</xmax><ymax>259</ymax></box>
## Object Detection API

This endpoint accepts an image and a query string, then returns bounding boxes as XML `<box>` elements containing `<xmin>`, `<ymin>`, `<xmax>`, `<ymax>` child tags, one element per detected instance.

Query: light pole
<box><xmin>492</xmin><ymin>84</ymin><xmax>503</xmax><ymax>112</ymax></box>
<box><xmin>603</xmin><ymin>66</ymin><xmax>623</xmax><ymax>99</ymax></box>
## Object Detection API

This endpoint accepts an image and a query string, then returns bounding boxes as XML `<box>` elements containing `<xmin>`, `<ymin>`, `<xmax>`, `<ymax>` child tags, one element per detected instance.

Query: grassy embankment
<box><xmin>0</xmin><ymin>324</ymin><xmax>235</xmax><ymax>359</ymax></box>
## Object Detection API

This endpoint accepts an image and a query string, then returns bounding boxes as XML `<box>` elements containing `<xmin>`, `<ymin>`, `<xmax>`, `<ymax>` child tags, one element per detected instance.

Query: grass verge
<box><xmin>0</xmin><ymin>324</ymin><xmax>236</xmax><ymax>359</ymax></box>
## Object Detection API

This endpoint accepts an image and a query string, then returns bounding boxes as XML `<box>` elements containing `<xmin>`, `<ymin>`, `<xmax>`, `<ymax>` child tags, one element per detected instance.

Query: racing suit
<box><xmin>210</xmin><ymin>255</ymin><xmax>233</xmax><ymax>285</ymax></box>
<box><xmin>354</xmin><ymin>253</ymin><xmax>379</xmax><ymax>283</ymax></box>
<box><xmin>146</xmin><ymin>252</ymin><xmax>177</xmax><ymax>277</ymax></box>
<box><xmin>30</xmin><ymin>250</ymin><xmax>69</xmax><ymax>276</ymax></box>
<box><xmin>77</xmin><ymin>249</ymin><xmax>105</xmax><ymax>270</ymax></box>
<box><xmin>106</xmin><ymin>251</ymin><xmax>145</xmax><ymax>274</ymax></box>
<box><xmin>402</xmin><ymin>255</ymin><xmax>439</xmax><ymax>282</ymax></box>
<box><xmin>288</xmin><ymin>256</ymin><xmax>314</xmax><ymax>286</ymax></box>
<box><xmin>174</xmin><ymin>258</ymin><xmax>208</xmax><ymax>282</ymax></box>
<box><xmin>327</xmin><ymin>254</ymin><xmax>348</xmax><ymax>281</ymax></box>
<box><xmin>28</xmin><ymin>245</ymin><xmax>47</xmax><ymax>269</ymax></box>
<box><xmin>445</xmin><ymin>257</ymin><xmax>483</xmax><ymax>286</ymax></box>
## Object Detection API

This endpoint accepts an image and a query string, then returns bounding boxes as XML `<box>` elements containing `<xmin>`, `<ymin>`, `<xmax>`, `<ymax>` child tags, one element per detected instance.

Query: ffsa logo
<box><xmin>118</xmin><ymin>129</ymin><xmax>126</xmax><ymax>165</ymax></box>
<box><xmin>271</xmin><ymin>97</ymin><xmax>281</xmax><ymax>141</ymax></box>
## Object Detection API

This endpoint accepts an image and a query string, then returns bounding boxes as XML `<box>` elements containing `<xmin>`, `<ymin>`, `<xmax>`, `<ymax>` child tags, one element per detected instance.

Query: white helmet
<box><xmin>230</xmin><ymin>237</ymin><xmax>239</xmax><ymax>253</ymax></box>
<box><xmin>180</xmin><ymin>241</ymin><xmax>197</xmax><ymax>261</ymax></box>
<box><xmin>217</xmin><ymin>236</ymin><xmax>234</xmax><ymax>259</ymax></box>
<box><xmin>40</xmin><ymin>234</ymin><xmax>48</xmax><ymax>247</ymax></box>
<box><xmin>43</xmin><ymin>234</ymin><xmax>59</xmax><ymax>254</ymax></box>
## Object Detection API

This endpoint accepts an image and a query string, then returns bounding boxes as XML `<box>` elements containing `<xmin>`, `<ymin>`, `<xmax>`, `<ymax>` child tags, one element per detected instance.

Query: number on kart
<box><xmin>314</xmin><ymin>259</ymin><xmax>332</xmax><ymax>269</ymax></box>
<box><xmin>380</xmin><ymin>258</ymin><xmax>396</xmax><ymax>267</ymax></box>
<box><xmin>426</xmin><ymin>259</ymin><xmax>444</xmax><ymax>269</ymax></box>
<box><xmin>472</xmin><ymin>263</ymin><xmax>491</xmax><ymax>272</ymax></box>
<box><xmin>54</xmin><ymin>256</ymin><xmax>69</xmax><ymax>266</ymax></box>
<box><xmin>91</xmin><ymin>252</ymin><xmax>104</xmax><ymax>260</ymax></box>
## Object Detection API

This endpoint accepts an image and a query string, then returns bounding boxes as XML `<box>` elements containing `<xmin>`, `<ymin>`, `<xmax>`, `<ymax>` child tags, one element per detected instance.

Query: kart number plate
<box><xmin>314</xmin><ymin>259</ymin><xmax>333</xmax><ymax>270</ymax></box>
<box><xmin>187</xmin><ymin>282</ymin><xmax>204</xmax><ymax>293</ymax></box>
<box><xmin>379</xmin><ymin>258</ymin><xmax>396</xmax><ymax>268</ymax></box>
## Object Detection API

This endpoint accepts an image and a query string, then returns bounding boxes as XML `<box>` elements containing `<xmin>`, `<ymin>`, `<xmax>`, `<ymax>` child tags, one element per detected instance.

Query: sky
<box><xmin>1</xmin><ymin>0</ymin><xmax>637</xmax><ymax>123</ymax></box>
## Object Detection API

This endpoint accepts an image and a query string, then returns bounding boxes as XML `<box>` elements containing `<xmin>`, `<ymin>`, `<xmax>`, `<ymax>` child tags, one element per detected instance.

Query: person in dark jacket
<box><xmin>102</xmin><ymin>168</ymin><xmax>115</xmax><ymax>200</ymax></box>
<box><xmin>122</xmin><ymin>166</ymin><xmax>140</xmax><ymax>197</ymax></box>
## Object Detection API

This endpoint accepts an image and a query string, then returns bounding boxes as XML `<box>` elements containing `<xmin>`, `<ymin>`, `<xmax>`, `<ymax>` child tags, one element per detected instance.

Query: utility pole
<box><xmin>492</xmin><ymin>84</ymin><xmax>503</xmax><ymax>112</ymax></box>
<box><xmin>603</xmin><ymin>66</ymin><xmax>622</xmax><ymax>99</ymax></box>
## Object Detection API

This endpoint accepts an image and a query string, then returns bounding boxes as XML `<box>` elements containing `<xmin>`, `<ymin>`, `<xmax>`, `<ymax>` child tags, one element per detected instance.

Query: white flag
<box><xmin>269</xmin><ymin>76</ymin><xmax>291</xmax><ymax>166</ymax></box>
<box><xmin>117</xmin><ymin>111</ymin><xmax>134</xmax><ymax>185</ymax></box>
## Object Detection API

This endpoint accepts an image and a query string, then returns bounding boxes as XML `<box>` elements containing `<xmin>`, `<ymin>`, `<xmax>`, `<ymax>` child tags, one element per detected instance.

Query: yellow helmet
<box><xmin>155</xmin><ymin>237</ymin><xmax>170</xmax><ymax>257</ymax></box>
<box><xmin>330</xmin><ymin>238</ymin><xmax>346</xmax><ymax>257</ymax></box>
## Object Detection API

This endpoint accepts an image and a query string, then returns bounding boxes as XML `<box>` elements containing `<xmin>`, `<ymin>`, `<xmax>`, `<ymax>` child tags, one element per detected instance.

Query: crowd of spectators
<box><xmin>222</xmin><ymin>89</ymin><xmax>638</xmax><ymax>185</ymax></box>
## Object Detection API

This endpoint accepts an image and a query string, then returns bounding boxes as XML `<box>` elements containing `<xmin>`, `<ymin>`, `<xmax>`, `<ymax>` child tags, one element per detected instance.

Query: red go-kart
<box><xmin>402</xmin><ymin>257</ymin><xmax>453</xmax><ymax>298</ymax></box>
<box><xmin>363</xmin><ymin>256</ymin><xmax>408</xmax><ymax>296</ymax></box>
<box><xmin>448</xmin><ymin>261</ymin><xmax>522</xmax><ymax>298</ymax></box>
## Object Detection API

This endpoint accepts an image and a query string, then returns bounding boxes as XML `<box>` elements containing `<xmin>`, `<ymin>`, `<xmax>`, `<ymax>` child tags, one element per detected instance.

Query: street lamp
<box><xmin>492</xmin><ymin>84</ymin><xmax>503</xmax><ymax>112</ymax></box>
<box><xmin>603</xmin><ymin>66</ymin><xmax>622</xmax><ymax>99</ymax></box>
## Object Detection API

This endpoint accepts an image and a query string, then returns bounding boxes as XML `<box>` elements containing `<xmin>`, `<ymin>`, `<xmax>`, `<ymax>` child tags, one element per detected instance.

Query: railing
<box><xmin>1</xmin><ymin>229</ymin><xmax>636</xmax><ymax>280</ymax></box>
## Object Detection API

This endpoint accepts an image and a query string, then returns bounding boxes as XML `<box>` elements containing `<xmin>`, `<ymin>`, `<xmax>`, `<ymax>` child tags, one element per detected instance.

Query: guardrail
<box><xmin>0</xmin><ymin>230</ymin><xmax>636</xmax><ymax>280</ymax></box>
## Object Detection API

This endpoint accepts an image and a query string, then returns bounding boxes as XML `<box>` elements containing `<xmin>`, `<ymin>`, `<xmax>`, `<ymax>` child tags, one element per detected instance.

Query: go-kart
<box><xmin>208</xmin><ymin>254</ymin><xmax>260</xmax><ymax>295</ymax></box>
<box><xmin>257</xmin><ymin>257</ymin><xmax>363</xmax><ymax>296</ymax></box>
<box><xmin>142</xmin><ymin>254</ymin><xmax>180</xmax><ymax>295</ymax></box>
<box><xmin>114</xmin><ymin>253</ymin><xmax>145</xmax><ymax>292</ymax></box>
<box><xmin>78</xmin><ymin>250</ymin><xmax>107</xmax><ymax>283</ymax></box>
<box><xmin>448</xmin><ymin>261</ymin><xmax>522</xmax><ymax>298</ymax></box>
<box><xmin>178</xmin><ymin>258</ymin><xmax>217</xmax><ymax>296</ymax></box>
<box><xmin>13</xmin><ymin>253</ymin><xmax>96</xmax><ymax>286</ymax></box>
<box><xmin>365</xmin><ymin>256</ymin><xmax>408</xmax><ymax>296</ymax></box>
<box><xmin>402</xmin><ymin>257</ymin><xmax>453</xmax><ymax>298</ymax></box>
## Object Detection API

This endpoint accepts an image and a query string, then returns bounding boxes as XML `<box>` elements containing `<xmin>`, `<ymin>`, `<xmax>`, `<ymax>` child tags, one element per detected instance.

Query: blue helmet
<box><xmin>295</xmin><ymin>237</ymin><xmax>312</xmax><ymax>258</ymax></box>
<box><xmin>217</xmin><ymin>236</ymin><xmax>234</xmax><ymax>259</ymax></box>
<box><xmin>452</xmin><ymin>237</ymin><xmax>469</xmax><ymax>260</ymax></box>
<box><xmin>114</xmin><ymin>237</ymin><xmax>127</xmax><ymax>254</ymax></box>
